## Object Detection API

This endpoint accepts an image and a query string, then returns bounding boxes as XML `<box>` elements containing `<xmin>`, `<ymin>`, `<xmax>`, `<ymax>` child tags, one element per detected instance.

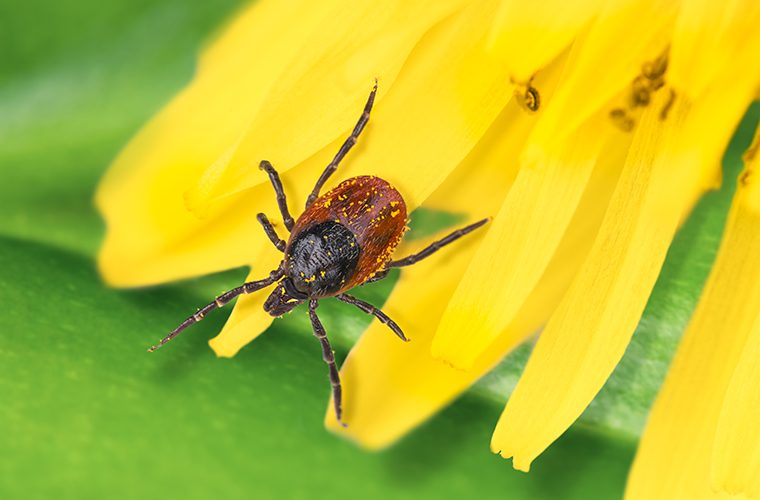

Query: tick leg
<box><xmin>148</xmin><ymin>268</ymin><xmax>284</xmax><ymax>352</ymax></box>
<box><xmin>388</xmin><ymin>218</ymin><xmax>489</xmax><ymax>268</ymax></box>
<box><xmin>259</xmin><ymin>160</ymin><xmax>295</xmax><ymax>231</ymax></box>
<box><xmin>337</xmin><ymin>293</ymin><xmax>408</xmax><ymax>342</ymax></box>
<box><xmin>256</xmin><ymin>213</ymin><xmax>286</xmax><ymax>252</ymax></box>
<box><xmin>305</xmin><ymin>81</ymin><xmax>378</xmax><ymax>208</ymax></box>
<box><xmin>309</xmin><ymin>299</ymin><xmax>347</xmax><ymax>427</ymax></box>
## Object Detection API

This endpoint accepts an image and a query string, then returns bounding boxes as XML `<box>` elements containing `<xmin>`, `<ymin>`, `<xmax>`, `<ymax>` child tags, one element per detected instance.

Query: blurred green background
<box><xmin>1</xmin><ymin>0</ymin><xmax>758</xmax><ymax>498</ymax></box>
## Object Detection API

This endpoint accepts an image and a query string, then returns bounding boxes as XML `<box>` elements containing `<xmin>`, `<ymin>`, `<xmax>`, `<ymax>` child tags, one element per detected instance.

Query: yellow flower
<box><xmin>96</xmin><ymin>0</ymin><xmax>760</xmax><ymax>497</ymax></box>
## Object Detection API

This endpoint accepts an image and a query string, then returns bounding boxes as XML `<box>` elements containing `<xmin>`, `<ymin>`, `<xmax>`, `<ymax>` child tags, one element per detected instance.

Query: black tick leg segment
<box><xmin>337</xmin><ymin>293</ymin><xmax>408</xmax><ymax>342</ymax></box>
<box><xmin>256</xmin><ymin>213</ymin><xmax>286</xmax><ymax>252</ymax></box>
<box><xmin>259</xmin><ymin>160</ymin><xmax>295</xmax><ymax>231</ymax></box>
<box><xmin>305</xmin><ymin>81</ymin><xmax>378</xmax><ymax>209</ymax></box>
<box><xmin>148</xmin><ymin>268</ymin><xmax>284</xmax><ymax>352</ymax></box>
<box><xmin>389</xmin><ymin>218</ymin><xmax>490</xmax><ymax>268</ymax></box>
<box><xmin>309</xmin><ymin>299</ymin><xmax>347</xmax><ymax>426</ymax></box>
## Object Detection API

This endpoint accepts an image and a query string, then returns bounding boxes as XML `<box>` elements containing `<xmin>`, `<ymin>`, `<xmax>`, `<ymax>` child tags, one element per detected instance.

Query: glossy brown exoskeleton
<box><xmin>148</xmin><ymin>83</ymin><xmax>488</xmax><ymax>425</ymax></box>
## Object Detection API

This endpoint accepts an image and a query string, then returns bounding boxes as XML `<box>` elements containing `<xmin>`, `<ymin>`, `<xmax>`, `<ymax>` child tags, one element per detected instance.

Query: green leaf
<box><xmin>0</xmin><ymin>0</ymin><xmax>757</xmax><ymax>497</ymax></box>
<box><xmin>0</xmin><ymin>236</ymin><xmax>636</xmax><ymax>498</ymax></box>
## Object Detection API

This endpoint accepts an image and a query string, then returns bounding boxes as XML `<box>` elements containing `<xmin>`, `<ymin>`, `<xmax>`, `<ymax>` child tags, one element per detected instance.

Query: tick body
<box><xmin>266</xmin><ymin>176</ymin><xmax>407</xmax><ymax>315</ymax></box>
<box><xmin>149</xmin><ymin>82</ymin><xmax>489</xmax><ymax>426</ymax></box>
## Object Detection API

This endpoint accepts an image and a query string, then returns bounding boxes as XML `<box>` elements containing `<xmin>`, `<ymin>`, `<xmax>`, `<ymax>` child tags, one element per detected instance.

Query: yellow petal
<box><xmin>526</xmin><ymin>0</ymin><xmax>677</xmax><ymax>158</ymax></box>
<box><xmin>626</xmin><ymin>156</ymin><xmax>760</xmax><ymax>499</ymax></box>
<box><xmin>712</xmin><ymin>307</ymin><xmax>760</xmax><ymax>498</ymax></box>
<box><xmin>208</xmin><ymin>248</ymin><xmax>284</xmax><ymax>357</ymax></box>
<box><xmin>324</xmin><ymin>82</ymin><xmax>626</xmax><ymax>446</ymax></box>
<box><xmin>184</xmin><ymin>0</ymin><xmax>471</xmax><ymax>213</ymax></box>
<box><xmin>431</xmin><ymin>115</ymin><xmax>613</xmax><ymax>369</ymax></box>
<box><xmin>669</xmin><ymin>0</ymin><xmax>760</xmax><ymax>101</ymax></box>
<box><xmin>490</xmin><ymin>77</ymin><xmax>751</xmax><ymax>471</ymax></box>
<box><xmin>487</xmin><ymin>0</ymin><xmax>603</xmax><ymax>82</ymax></box>
<box><xmin>96</xmin><ymin>0</ymin><xmax>347</xmax><ymax>286</ymax></box>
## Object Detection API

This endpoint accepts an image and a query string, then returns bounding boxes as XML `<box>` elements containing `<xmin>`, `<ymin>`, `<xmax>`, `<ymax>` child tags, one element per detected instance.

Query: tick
<box><xmin>148</xmin><ymin>82</ymin><xmax>488</xmax><ymax>426</ymax></box>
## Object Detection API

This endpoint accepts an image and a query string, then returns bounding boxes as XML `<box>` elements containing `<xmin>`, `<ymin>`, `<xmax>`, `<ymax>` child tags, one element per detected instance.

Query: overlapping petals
<box><xmin>97</xmin><ymin>0</ymin><xmax>760</xmax><ymax>496</ymax></box>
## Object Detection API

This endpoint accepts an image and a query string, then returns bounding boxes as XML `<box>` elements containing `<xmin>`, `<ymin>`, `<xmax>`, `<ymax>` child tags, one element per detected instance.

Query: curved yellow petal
<box><xmin>490</xmin><ymin>76</ymin><xmax>752</xmax><ymax>471</ymax></box>
<box><xmin>487</xmin><ymin>0</ymin><xmax>603</xmax><ymax>82</ymax></box>
<box><xmin>626</xmin><ymin>157</ymin><xmax>760</xmax><ymax>499</ymax></box>
<box><xmin>208</xmin><ymin>248</ymin><xmax>284</xmax><ymax>357</ymax></box>
<box><xmin>431</xmin><ymin>116</ymin><xmax>612</xmax><ymax>369</ymax></box>
<box><xmin>184</xmin><ymin>0</ymin><xmax>471</xmax><ymax>213</ymax></box>
<box><xmin>96</xmin><ymin>0</ymin><xmax>345</xmax><ymax>286</ymax></box>
<box><xmin>526</xmin><ymin>0</ymin><xmax>677</xmax><ymax>159</ymax></box>
<box><xmin>712</xmin><ymin>307</ymin><xmax>760</xmax><ymax>498</ymax></box>
<box><xmin>670</xmin><ymin>0</ymin><xmax>760</xmax><ymax>101</ymax></box>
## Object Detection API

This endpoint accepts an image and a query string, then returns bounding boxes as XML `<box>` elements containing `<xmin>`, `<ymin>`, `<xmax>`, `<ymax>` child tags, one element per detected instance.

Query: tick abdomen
<box><xmin>287</xmin><ymin>176</ymin><xmax>408</xmax><ymax>293</ymax></box>
<box><xmin>285</xmin><ymin>221</ymin><xmax>360</xmax><ymax>297</ymax></box>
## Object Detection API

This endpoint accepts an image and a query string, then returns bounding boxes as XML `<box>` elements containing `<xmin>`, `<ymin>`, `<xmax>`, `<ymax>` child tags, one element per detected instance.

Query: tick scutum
<box><xmin>285</xmin><ymin>221</ymin><xmax>360</xmax><ymax>297</ymax></box>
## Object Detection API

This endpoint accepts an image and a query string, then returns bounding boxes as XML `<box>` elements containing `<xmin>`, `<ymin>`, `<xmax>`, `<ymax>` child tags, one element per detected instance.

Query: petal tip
<box><xmin>208</xmin><ymin>337</ymin><xmax>239</xmax><ymax>358</ymax></box>
<box><xmin>96</xmin><ymin>247</ymin><xmax>134</xmax><ymax>288</ymax></box>
<box><xmin>512</xmin><ymin>457</ymin><xmax>532</xmax><ymax>473</ymax></box>
<box><xmin>491</xmin><ymin>437</ymin><xmax>532</xmax><ymax>472</ymax></box>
